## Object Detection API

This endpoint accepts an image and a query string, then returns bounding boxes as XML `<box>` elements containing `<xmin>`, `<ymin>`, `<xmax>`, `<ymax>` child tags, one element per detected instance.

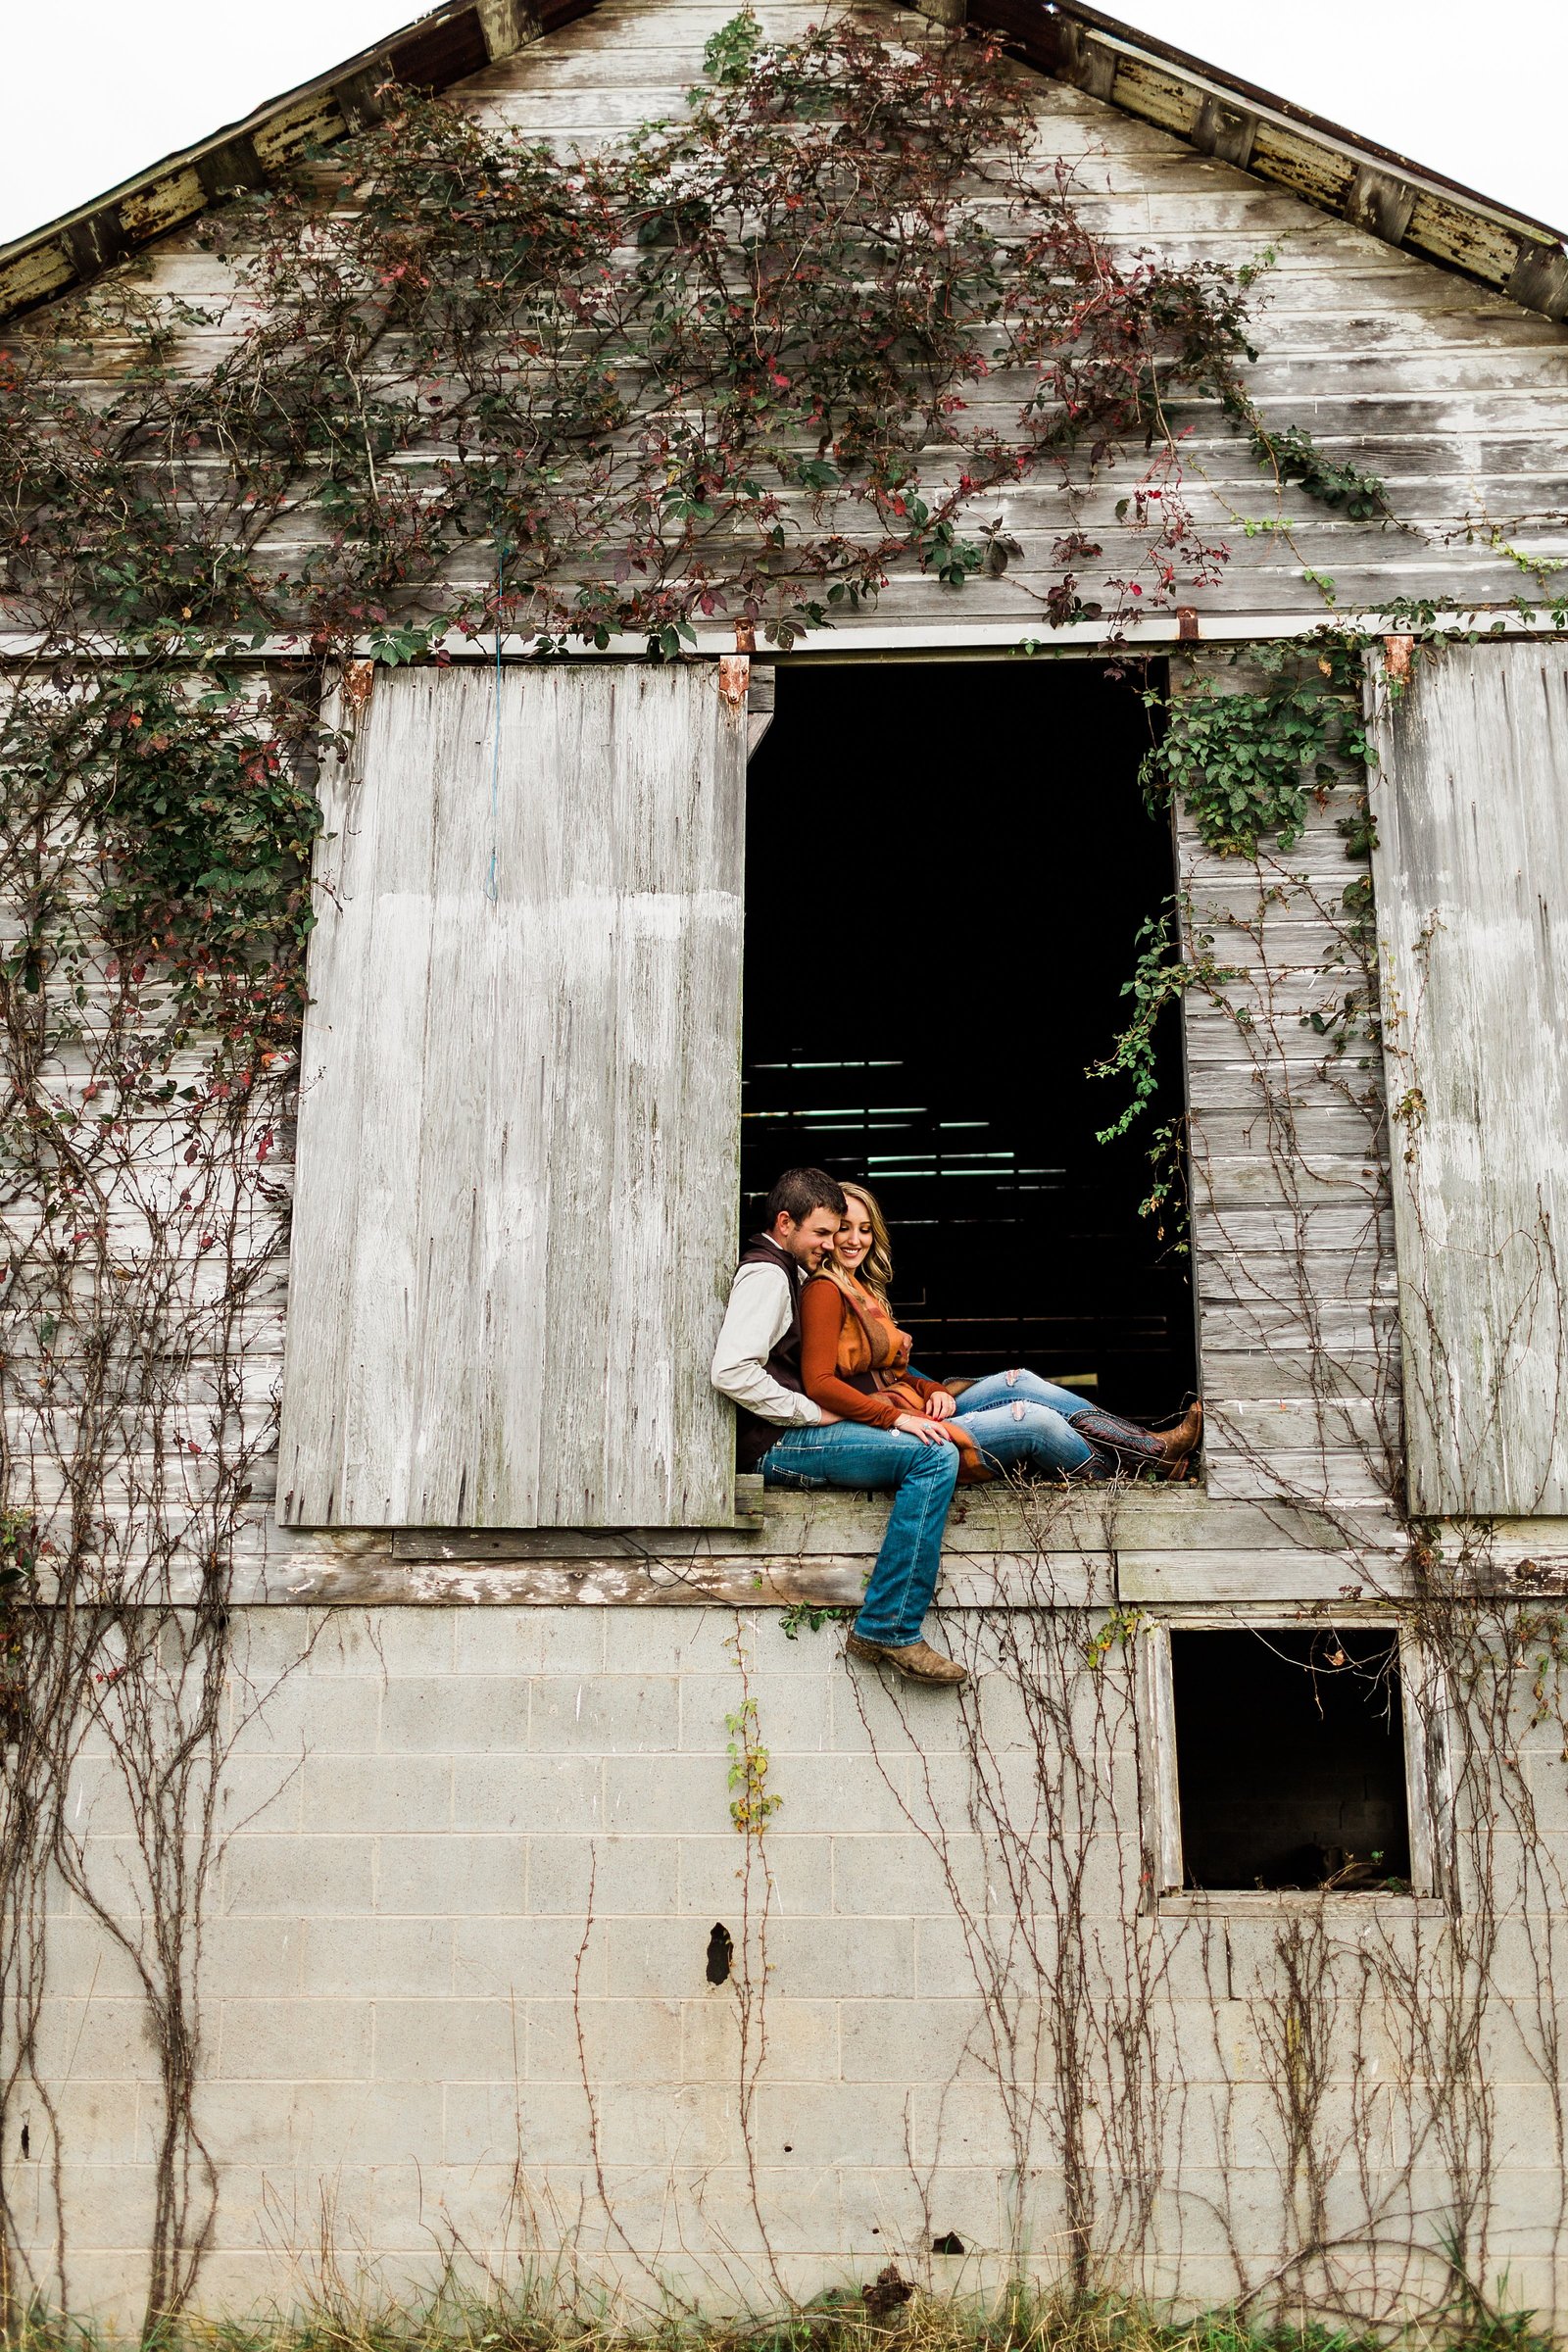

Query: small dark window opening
<box><xmin>743</xmin><ymin>661</ymin><xmax>1193</xmax><ymax>1412</ymax></box>
<box><xmin>1171</xmin><ymin>1629</ymin><xmax>1411</xmax><ymax>1891</ymax></box>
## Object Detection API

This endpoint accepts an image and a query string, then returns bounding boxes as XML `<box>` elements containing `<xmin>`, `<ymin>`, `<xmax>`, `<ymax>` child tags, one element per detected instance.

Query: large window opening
<box><xmin>742</xmin><ymin>658</ymin><xmax>1193</xmax><ymax>1414</ymax></box>
<box><xmin>1170</xmin><ymin>1628</ymin><xmax>1412</xmax><ymax>1892</ymax></box>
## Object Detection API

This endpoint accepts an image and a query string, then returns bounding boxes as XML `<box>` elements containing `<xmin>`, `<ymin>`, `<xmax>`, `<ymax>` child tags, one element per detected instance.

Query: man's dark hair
<box><xmin>763</xmin><ymin>1167</ymin><xmax>847</xmax><ymax>1229</ymax></box>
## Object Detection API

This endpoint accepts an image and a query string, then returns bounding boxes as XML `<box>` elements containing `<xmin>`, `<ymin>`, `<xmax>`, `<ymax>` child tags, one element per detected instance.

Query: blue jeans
<box><xmin>760</xmin><ymin>1422</ymin><xmax>960</xmax><ymax>1649</ymax></box>
<box><xmin>952</xmin><ymin>1369</ymin><xmax>1098</xmax><ymax>1479</ymax></box>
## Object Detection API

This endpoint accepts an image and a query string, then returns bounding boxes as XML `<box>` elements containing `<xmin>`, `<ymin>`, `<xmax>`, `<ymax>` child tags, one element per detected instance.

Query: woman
<box><xmin>799</xmin><ymin>1181</ymin><xmax>1201</xmax><ymax>1483</ymax></box>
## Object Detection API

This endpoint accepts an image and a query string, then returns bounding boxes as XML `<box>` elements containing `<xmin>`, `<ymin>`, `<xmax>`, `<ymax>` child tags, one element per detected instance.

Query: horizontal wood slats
<box><xmin>276</xmin><ymin>662</ymin><xmax>746</xmax><ymax>1529</ymax></box>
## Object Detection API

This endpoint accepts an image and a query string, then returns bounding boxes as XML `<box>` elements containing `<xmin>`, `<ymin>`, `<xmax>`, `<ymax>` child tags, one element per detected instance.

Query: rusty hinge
<box><xmin>1176</xmin><ymin>607</ymin><xmax>1200</xmax><ymax>643</ymax></box>
<box><xmin>1383</xmin><ymin>635</ymin><xmax>1414</xmax><ymax>682</ymax></box>
<box><xmin>718</xmin><ymin>654</ymin><xmax>751</xmax><ymax>711</ymax></box>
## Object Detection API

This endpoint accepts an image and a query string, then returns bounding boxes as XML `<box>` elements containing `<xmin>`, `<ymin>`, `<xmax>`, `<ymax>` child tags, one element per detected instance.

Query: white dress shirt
<box><xmin>710</xmin><ymin>1258</ymin><xmax>826</xmax><ymax>1428</ymax></box>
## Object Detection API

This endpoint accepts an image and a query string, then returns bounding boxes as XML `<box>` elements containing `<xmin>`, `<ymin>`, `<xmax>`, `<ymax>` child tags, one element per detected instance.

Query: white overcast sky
<box><xmin>0</xmin><ymin>1</ymin><xmax>1563</xmax><ymax>249</ymax></box>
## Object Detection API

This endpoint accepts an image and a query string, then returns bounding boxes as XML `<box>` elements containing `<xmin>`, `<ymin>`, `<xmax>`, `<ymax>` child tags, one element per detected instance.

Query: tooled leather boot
<box><xmin>1068</xmin><ymin>1398</ymin><xmax>1202</xmax><ymax>1481</ymax></box>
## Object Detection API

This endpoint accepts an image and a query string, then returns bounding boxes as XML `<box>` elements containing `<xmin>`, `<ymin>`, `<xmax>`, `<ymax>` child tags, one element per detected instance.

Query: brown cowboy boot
<box><xmin>845</xmin><ymin>1633</ymin><xmax>968</xmax><ymax>1688</ymax></box>
<box><xmin>1068</xmin><ymin>1398</ymin><xmax>1202</xmax><ymax>1481</ymax></box>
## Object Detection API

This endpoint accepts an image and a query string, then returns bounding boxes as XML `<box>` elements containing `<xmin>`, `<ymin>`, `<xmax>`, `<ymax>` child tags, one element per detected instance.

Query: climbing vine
<box><xmin>2</xmin><ymin>0</ymin><xmax>1564</xmax><ymax>2331</ymax></box>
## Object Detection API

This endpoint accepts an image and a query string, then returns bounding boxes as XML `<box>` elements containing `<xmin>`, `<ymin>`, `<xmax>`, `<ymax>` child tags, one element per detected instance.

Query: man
<box><xmin>710</xmin><ymin>1167</ymin><xmax>966</xmax><ymax>1690</ymax></box>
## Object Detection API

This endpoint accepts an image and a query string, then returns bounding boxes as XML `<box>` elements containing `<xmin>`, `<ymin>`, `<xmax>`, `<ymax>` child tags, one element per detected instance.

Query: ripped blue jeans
<box><xmin>950</xmin><ymin>1368</ymin><xmax>1098</xmax><ymax>1479</ymax></box>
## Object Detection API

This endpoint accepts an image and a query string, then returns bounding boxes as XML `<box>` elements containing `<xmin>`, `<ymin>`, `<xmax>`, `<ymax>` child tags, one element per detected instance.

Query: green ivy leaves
<box><xmin>1140</xmin><ymin>646</ymin><xmax>1372</xmax><ymax>859</ymax></box>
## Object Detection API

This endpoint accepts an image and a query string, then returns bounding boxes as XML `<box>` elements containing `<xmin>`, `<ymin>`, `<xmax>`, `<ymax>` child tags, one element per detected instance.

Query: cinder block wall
<box><xmin>19</xmin><ymin>1605</ymin><xmax>1568</xmax><ymax>2324</ymax></box>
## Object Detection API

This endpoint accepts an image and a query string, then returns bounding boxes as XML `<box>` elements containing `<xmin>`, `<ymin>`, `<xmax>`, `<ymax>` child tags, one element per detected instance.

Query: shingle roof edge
<box><xmin>0</xmin><ymin>0</ymin><xmax>595</xmax><ymax>326</ymax></box>
<box><xmin>972</xmin><ymin>0</ymin><xmax>1568</xmax><ymax>318</ymax></box>
<box><xmin>0</xmin><ymin>0</ymin><xmax>1563</xmax><ymax>328</ymax></box>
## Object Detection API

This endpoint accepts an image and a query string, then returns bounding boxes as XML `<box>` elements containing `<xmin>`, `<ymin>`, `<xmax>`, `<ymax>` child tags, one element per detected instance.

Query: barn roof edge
<box><xmin>0</xmin><ymin>0</ymin><xmax>1563</xmax><ymax>329</ymax></box>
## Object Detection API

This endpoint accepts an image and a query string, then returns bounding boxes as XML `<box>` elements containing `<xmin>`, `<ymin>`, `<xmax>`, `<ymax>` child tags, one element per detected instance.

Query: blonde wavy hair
<box><xmin>826</xmin><ymin>1180</ymin><xmax>896</xmax><ymax>1305</ymax></box>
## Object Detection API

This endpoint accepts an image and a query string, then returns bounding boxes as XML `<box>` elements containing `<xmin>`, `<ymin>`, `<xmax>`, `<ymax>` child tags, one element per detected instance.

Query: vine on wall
<box><xmin>1</xmin><ymin>0</ymin><xmax>1562</xmax><ymax>2330</ymax></box>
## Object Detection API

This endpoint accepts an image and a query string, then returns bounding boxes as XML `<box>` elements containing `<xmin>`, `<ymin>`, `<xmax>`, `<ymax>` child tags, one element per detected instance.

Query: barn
<box><xmin>3</xmin><ymin>0</ymin><xmax>1568</xmax><ymax>2329</ymax></box>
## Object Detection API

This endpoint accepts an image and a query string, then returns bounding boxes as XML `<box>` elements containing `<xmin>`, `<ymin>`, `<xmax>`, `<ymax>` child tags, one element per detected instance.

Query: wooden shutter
<box><xmin>277</xmin><ymin>662</ymin><xmax>747</xmax><ymax>1528</ymax></box>
<box><xmin>1369</xmin><ymin>641</ymin><xmax>1568</xmax><ymax>1516</ymax></box>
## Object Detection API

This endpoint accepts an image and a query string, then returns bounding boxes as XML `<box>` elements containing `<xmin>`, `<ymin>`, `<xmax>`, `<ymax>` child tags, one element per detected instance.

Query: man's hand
<box><xmin>894</xmin><ymin>1411</ymin><xmax>956</xmax><ymax>1446</ymax></box>
<box><xmin>924</xmin><ymin>1389</ymin><xmax>956</xmax><ymax>1421</ymax></box>
<box><xmin>815</xmin><ymin>1408</ymin><xmax>842</xmax><ymax>1425</ymax></box>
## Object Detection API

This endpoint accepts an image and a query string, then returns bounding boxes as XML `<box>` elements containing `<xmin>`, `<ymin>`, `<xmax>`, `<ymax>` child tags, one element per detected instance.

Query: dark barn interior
<box><xmin>1172</xmin><ymin>1629</ymin><xmax>1412</xmax><ymax>1891</ymax></box>
<box><xmin>741</xmin><ymin>657</ymin><xmax>1194</xmax><ymax>1417</ymax></box>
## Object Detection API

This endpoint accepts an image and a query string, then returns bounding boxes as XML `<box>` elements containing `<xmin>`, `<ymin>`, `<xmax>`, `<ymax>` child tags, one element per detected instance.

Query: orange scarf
<box><xmin>825</xmin><ymin>1271</ymin><xmax>990</xmax><ymax>1482</ymax></box>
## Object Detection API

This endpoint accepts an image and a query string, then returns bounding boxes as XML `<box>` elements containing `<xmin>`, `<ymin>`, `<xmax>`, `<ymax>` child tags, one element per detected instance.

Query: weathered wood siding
<box><xmin>1370</xmin><ymin>640</ymin><xmax>1568</xmax><ymax>1516</ymax></box>
<box><xmin>9</xmin><ymin>0</ymin><xmax>1568</xmax><ymax>1589</ymax></box>
<box><xmin>277</xmin><ymin>661</ymin><xmax>747</xmax><ymax>1528</ymax></box>
<box><xmin>1177</xmin><ymin>650</ymin><xmax>1399</xmax><ymax>1525</ymax></box>
<box><xmin>23</xmin><ymin>2</ymin><xmax>1565</xmax><ymax>630</ymax></box>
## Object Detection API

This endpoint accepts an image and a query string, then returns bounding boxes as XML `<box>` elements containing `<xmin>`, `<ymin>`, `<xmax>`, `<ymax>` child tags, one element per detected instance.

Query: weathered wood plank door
<box><xmin>277</xmin><ymin>662</ymin><xmax>747</xmax><ymax>1528</ymax></box>
<box><xmin>1369</xmin><ymin>641</ymin><xmax>1568</xmax><ymax>1516</ymax></box>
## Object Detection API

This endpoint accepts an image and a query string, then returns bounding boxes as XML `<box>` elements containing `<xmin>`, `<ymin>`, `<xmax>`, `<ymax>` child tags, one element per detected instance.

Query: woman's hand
<box><xmin>923</xmin><ymin>1388</ymin><xmax>956</xmax><ymax>1421</ymax></box>
<box><xmin>894</xmin><ymin>1411</ymin><xmax>956</xmax><ymax>1446</ymax></box>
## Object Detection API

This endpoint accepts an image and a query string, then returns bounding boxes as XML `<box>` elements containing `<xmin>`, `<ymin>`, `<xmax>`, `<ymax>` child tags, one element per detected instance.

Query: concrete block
<box><xmin>19</xmin><ymin>2082</ymin><xmax>144</xmax><ymax>2169</ymax></box>
<box><xmin>680</xmin><ymin>1993</ymin><xmax>840</xmax><ymax>2084</ymax></box>
<box><xmin>765</xmin><ymin>1916</ymin><xmax>916</xmax><ymax>1999</ymax></box>
<box><xmin>374</xmin><ymin>1834</ymin><xmax>526</xmax><ymax>1917</ymax></box>
<box><xmin>751</xmin><ymin>2082</ymin><xmax>918</xmax><ymax>2170</ymax></box>
<box><xmin>528</xmin><ymin>1832</ymin><xmax>676</xmax><ymax>1916</ymax></box>
<box><xmin>663</xmin><ymin>2162</ymin><xmax>845</xmax><ymax>2256</ymax></box>
<box><xmin>676</xmin><ymin>1671</ymin><xmax>834</xmax><ymax>1756</ymax></box>
<box><xmin>913</xmin><ymin>1913</ymin><xmax>995</xmax><ymax>1998</ymax></box>
<box><xmin>451</xmin><ymin>1913</ymin><xmax>601</xmax><ymax>2000</ymax></box>
<box><xmin>29</xmin><ymin>1998</ymin><xmax>161</xmax><ymax>2082</ymax></box>
<box><xmin>202</xmin><ymin>1915</ymin><xmax>307</xmax><ymax>1999</ymax></box>
<box><xmin>360</xmin><ymin>2155</ymin><xmax>531</xmax><ymax>2252</ymax></box>
<box><xmin>30</xmin><ymin>1918</ymin><xmax>149</xmax><ymax>1998</ymax></box>
<box><xmin>302</xmin><ymin>1915</ymin><xmax>453</xmax><ymax>1996</ymax></box>
<box><xmin>532</xmin><ymin>1994</ymin><xmax>682</xmax><ymax>2086</ymax></box>
<box><xmin>228</xmin><ymin>1672</ymin><xmax>382</xmax><ymax>1756</ymax></box>
<box><xmin>529</xmin><ymin>1674</ymin><xmax>681</xmax><ymax>1755</ymax></box>
<box><xmin>907</xmin><ymin>2078</ymin><xmax>1024</xmax><ymax>2167</ymax></box>
<box><xmin>837</xmin><ymin>2161</ymin><xmax>941</xmax><ymax>2253</ymax></box>
<box><xmin>678</xmin><ymin>1833</ymin><xmax>832</xmax><ymax>1919</ymax></box>
<box><xmin>214</xmin><ymin>1996</ymin><xmax>374</xmax><ymax>2081</ymax></box>
<box><xmin>224</xmin><ymin>1607</ymin><xmax>319</xmax><ymax>1683</ymax></box>
<box><xmin>589</xmin><ymin>2082</ymin><xmax>745</xmax><ymax>2169</ymax></box>
<box><xmin>766</xmin><ymin>1751</ymin><xmax>916</xmax><ymax>1835</ymax></box>
<box><xmin>217</xmin><ymin>1752</ymin><xmax>306</xmax><ymax>1832</ymax></box>
<box><xmin>193</xmin><ymin>2077</ymin><xmax>445</xmax><ymax>2166</ymax></box>
<box><xmin>45</xmin><ymin>2162</ymin><xmax>159</xmax><ymax>2250</ymax></box>
<box><xmin>840</xmin><ymin>1997</ymin><xmax>990</xmax><ymax>2084</ymax></box>
<box><xmin>459</xmin><ymin>1608</ymin><xmax>608</xmax><ymax>1677</ymax></box>
<box><xmin>600</xmin><ymin>1917</ymin><xmax>741</xmax><ymax>1999</ymax></box>
<box><xmin>830</xmin><ymin>1666</ymin><xmax>969</xmax><ymax>1757</ymax></box>
<box><xmin>440</xmin><ymin>2076</ymin><xmax>529</xmax><ymax>2166</ymax></box>
<box><xmin>602</xmin><ymin>1613</ymin><xmax>754</xmax><ymax>1676</ymax></box>
<box><xmin>833</xmin><ymin>1832</ymin><xmax>977</xmax><ymax>1918</ymax></box>
<box><xmin>448</xmin><ymin>2077</ymin><xmax>594</xmax><ymax>2165</ymax></box>
<box><xmin>452</xmin><ymin>1753</ymin><xmax>601</xmax><ymax>1834</ymax></box>
<box><xmin>301</xmin><ymin>1752</ymin><xmax>452</xmax><ymax>1832</ymax></box>
<box><xmin>862</xmin><ymin>2161</ymin><xmax>1011</xmax><ymax>2255</ymax></box>
<box><xmin>222</xmin><ymin>1836</ymin><xmax>375</xmax><ymax>1917</ymax></box>
<box><xmin>345</xmin><ymin>1609</ymin><xmax>458</xmax><ymax>1677</ymax></box>
<box><xmin>603</xmin><ymin>1751</ymin><xmax>741</xmax><ymax>1835</ymax></box>
<box><xmin>377</xmin><ymin>1676</ymin><xmax>529</xmax><ymax>1755</ymax></box>
<box><xmin>369</xmin><ymin>1997</ymin><xmax>523</xmax><ymax>2082</ymax></box>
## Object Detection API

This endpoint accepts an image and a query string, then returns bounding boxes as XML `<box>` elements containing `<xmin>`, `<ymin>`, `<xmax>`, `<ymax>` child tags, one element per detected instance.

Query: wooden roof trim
<box><xmin>0</xmin><ymin>0</ymin><xmax>597</xmax><ymax>326</ymax></box>
<box><xmin>970</xmin><ymin>0</ymin><xmax>1568</xmax><ymax>319</ymax></box>
<box><xmin>2</xmin><ymin>0</ymin><xmax>1564</xmax><ymax>330</ymax></box>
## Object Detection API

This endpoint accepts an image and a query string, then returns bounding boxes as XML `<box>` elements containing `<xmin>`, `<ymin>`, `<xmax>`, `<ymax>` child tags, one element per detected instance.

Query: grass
<box><xmin>1</xmin><ymin>2279</ymin><xmax>1557</xmax><ymax>2352</ymax></box>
